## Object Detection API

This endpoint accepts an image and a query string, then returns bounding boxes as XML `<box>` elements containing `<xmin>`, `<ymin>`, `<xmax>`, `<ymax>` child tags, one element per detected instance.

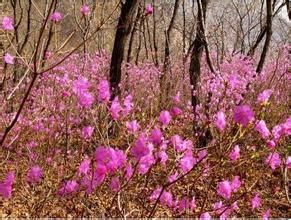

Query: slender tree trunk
<box><xmin>152</xmin><ymin>0</ymin><xmax>159</xmax><ymax>66</ymax></box>
<box><xmin>159</xmin><ymin>0</ymin><xmax>180</xmax><ymax>109</ymax></box>
<box><xmin>286</xmin><ymin>0</ymin><xmax>291</xmax><ymax>19</ymax></box>
<box><xmin>109</xmin><ymin>0</ymin><xmax>140</xmax><ymax>101</ymax></box>
<box><xmin>256</xmin><ymin>0</ymin><xmax>273</xmax><ymax>74</ymax></box>
<box><xmin>189</xmin><ymin>0</ymin><xmax>210</xmax><ymax>147</ymax></box>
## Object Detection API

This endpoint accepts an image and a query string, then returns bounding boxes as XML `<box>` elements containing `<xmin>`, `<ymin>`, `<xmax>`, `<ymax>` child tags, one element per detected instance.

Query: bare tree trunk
<box><xmin>287</xmin><ymin>0</ymin><xmax>291</xmax><ymax>19</ymax></box>
<box><xmin>256</xmin><ymin>0</ymin><xmax>273</xmax><ymax>74</ymax></box>
<box><xmin>109</xmin><ymin>0</ymin><xmax>140</xmax><ymax>100</ymax></box>
<box><xmin>159</xmin><ymin>0</ymin><xmax>180</xmax><ymax>109</ymax></box>
<box><xmin>189</xmin><ymin>0</ymin><xmax>211</xmax><ymax>147</ymax></box>
<box><xmin>152</xmin><ymin>0</ymin><xmax>159</xmax><ymax>66</ymax></box>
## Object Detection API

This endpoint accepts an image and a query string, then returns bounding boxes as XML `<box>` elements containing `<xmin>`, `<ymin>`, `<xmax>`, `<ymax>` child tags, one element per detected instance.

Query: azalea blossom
<box><xmin>159</xmin><ymin>110</ymin><xmax>172</xmax><ymax>127</ymax></box>
<box><xmin>145</xmin><ymin>4</ymin><xmax>154</xmax><ymax>15</ymax></box>
<box><xmin>234</xmin><ymin>104</ymin><xmax>255</xmax><ymax>126</ymax></box>
<box><xmin>131</xmin><ymin>133</ymin><xmax>150</xmax><ymax>160</ymax></box>
<box><xmin>97</xmin><ymin>80</ymin><xmax>110</xmax><ymax>103</ymax></box>
<box><xmin>150</xmin><ymin>128</ymin><xmax>163</xmax><ymax>145</ymax></box>
<box><xmin>0</xmin><ymin>171</ymin><xmax>15</xmax><ymax>199</ymax></box>
<box><xmin>4</xmin><ymin>53</ymin><xmax>14</xmax><ymax>64</ymax></box>
<box><xmin>257</xmin><ymin>89</ymin><xmax>273</xmax><ymax>104</ymax></box>
<box><xmin>27</xmin><ymin>165</ymin><xmax>43</xmax><ymax>185</ymax></box>
<box><xmin>1</xmin><ymin>16</ymin><xmax>14</xmax><ymax>30</ymax></box>
<box><xmin>58</xmin><ymin>180</ymin><xmax>79</xmax><ymax>196</ymax></box>
<box><xmin>286</xmin><ymin>156</ymin><xmax>291</xmax><ymax>169</ymax></box>
<box><xmin>255</xmin><ymin>120</ymin><xmax>271</xmax><ymax>139</ymax></box>
<box><xmin>214</xmin><ymin>111</ymin><xmax>226</xmax><ymax>132</ymax></box>
<box><xmin>200</xmin><ymin>212</ymin><xmax>211</xmax><ymax>220</ymax></box>
<box><xmin>171</xmin><ymin>106</ymin><xmax>182</xmax><ymax>116</ymax></box>
<box><xmin>110</xmin><ymin>177</ymin><xmax>120</xmax><ymax>192</ymax></box>
<box><xmin>123</xmin><ymin>94</ymin><xmax>134</xmax><ymax>115</ymax></box>
<box><xmin>81</xmin><ymin>126</ymin><xmax>94</xmax><ymax>139</ymax></box>
<box><xmin>230</xmin><ymin>176</ymin><xmax>241</xmax><ymax>192</ymax></box>
<box><xmin>266</xmin><ymin>140</ymin><xmax>276</xmax><ymax>149</ymax></box>
<box><xmin>262</xmin><ymin>209</ymin><xmax>271</xmax><ymax>220</ymax></box>
<box><xmin>217</xmin><ymin>180</ymin><xmax>232</xmax><ymax>199</ymax></box>
<box><xmin>265</xmin><ymin>152</ymin><xmax>281</xmax><ymax>170</ymax></box>
<box><xmin>229</xmin><ymin>145</ymin><xmax>240</xmax><ymax>161</ymax></box>
<box><xmin>251</xmin><ymin>193</ymin><xmax>261</xmax><ymax>210</ymax></box>
<box><xmin>78</xmin><ymin>159</ymin><xmax>91</xmax><ymax>176</ymax></box>
<box><xmin>126</xmin><ymin>120</ymin><xmax>140</xmax><ymax>134</ymax></box>
<box><xmin>110</xmin><ymin>98</ymin><xmax>122</xmax><ymax>120</ymax></box>
<box><xmin>80</xmin><ymin>4</ymin><xmax>90</xmax><ymax>15</ymax></box>
<box><xmin>50</xmin><ymin>12</ymin><xmax>62</xmax><ymax>22</ymax></box>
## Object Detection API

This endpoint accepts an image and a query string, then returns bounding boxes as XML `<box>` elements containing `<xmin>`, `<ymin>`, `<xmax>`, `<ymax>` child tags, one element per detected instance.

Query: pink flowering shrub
<box><xmin>0</xmin><ymin>46</ymin><xmax>290</xmax><ymax>218</ymax></box>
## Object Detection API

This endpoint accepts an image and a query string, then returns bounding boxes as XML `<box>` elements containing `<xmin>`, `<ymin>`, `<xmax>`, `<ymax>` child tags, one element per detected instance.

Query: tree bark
<box><xmin>189</xmin><ymin>0</ymin><xmax>211</xmax><ymax>147</ymax></box>
<box><xmin>256</xmin><ymin>0</ymin><xmax>273</xmax><ymax>74</ymax></box>
<box><xmin>189</xmin><ymin>0</ymin><xmax>208</xmax><ymax>113</ymax></box>
<box><xmin>109</xmin><ymin>0</ymin><xmax>140</xmax><ymax>100</ymax></box>
<box><xmin>159</xmin><ymin>0</ymin><xmax>180</xmax><ymax>109</ymax></box>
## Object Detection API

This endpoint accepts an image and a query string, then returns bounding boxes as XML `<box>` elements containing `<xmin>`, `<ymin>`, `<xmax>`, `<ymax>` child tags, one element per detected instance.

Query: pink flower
<box><xmin>286</xmin><ymin>156</ymin><xmax>291</xmax><ymax>169</ymax></box>
<box><xmin>82</xmin><ymin>164</ymin><xmax>107</xmax><ymax>194</ymax></box>
<box><xmin>81</xmin><ymin>126</ymin><xmax>94</xmax><ymax>139</ymax></box>
<box><xmin>214</xmin><ymin>111</ymin><xmax>226</xmax><ymax>132</ymax></box>
<box><xmin>180</xmin><ymin>154</ymin><xmax>197</xmax><ymax>173</ymax></box>
<box><xmin>160</xmin><ymin>191</ymin><xmax>173</xmax><ymax>207</ymax></box>
<box><xmin>257</xmin><ymin>89</ymin><xmax>273</xmax><ymax>104</ymax></box>
<box><xmin>97</xmin><ymin>80</ymin><xmax>110</xmax><ymax>103</ymax></box>
<box><xmin>110</xmin><ymin>98</ymin><xmax>122</xmax><ymax>120</ymax></box>
<box><xmin>158</xmin><ymin>150</ymin><xmax>168</xmax><ymax>166</ymax></box>
<box><xmin>95</xmin><ymin>147</ymin><xmax>126</xmax><ymax>173</ymax></box>
<box><xmin>131</xmin><ymin>133</ymin><xmax>150</xmax><ymax>160</ymax></box>
<box><xmin>44</xmin><ymin>51</ymin><xmax>52</xmax><ymax>59</ymax></box>
<box><xmin>265</xmin><ymin>152</ymin><xmax>281</xmax><ymax>170</ymax></box>
<box><xmin>27</xmin><ymin>165</ymin><xmax>43</xmax><ymax>185</ymax></box>
<box><xmin>149</xmin><ymin>187</ymin><xmax>162</xmax><ymax>201</ymax></box>
<box><xmin>217</xmin><ymin>180</ymin><xmax>232</xmax><ymax>199</ymax></box>
<box><xmin>50</xmin><ymin>12</ymin><xmax>62</xmax><ymax>22</ymax></box>
<box><xmin>4</xmin><ymin>53</ymin><xmax>14</xmax><ymax>64</ymax></box>
<box><xmin>110</xmin><ymin>177</ymin><xmax>120</xmax><ymax>192</ymax></box>
<box><xmin>198</xmin><ymin>149</ymin><xmax>208</xmax><ymax>161</ymax></box>
<box><xmin>176</xmin><ymin>197</ymin><xmax>195</xmax><ymax>213</ymax></box>
<box><xmin>173</xmin><ymin>91</ymin><xmax>181</xmax><ymax>104</ymax></box>
<box><xmin>58</xmin><ymin>180</ymin><xmax>79</xmax><ymax>196</ymax></box>
<box><xmin>159</xmin><ymin>110</ymin><xmax>172</xmax><ymax>127</ymax></box>
<box><xmin>266</xmin><ymin>140</ymin><xmax>276</xmax><ymax>149</ymax></box>
<box><xmin>77</xmin><ymin>92</ymin><xmax>94</xmax><ymax>108</ymax></box>
<box><xmin>212</xmin><ymin>200</ymin><xmax>223</xmax><ymax>214</ymax></box>
<box><xmin>200</xmin><ymin>212</ymin><xmax>211</xmax><ymax>220</ymax></box>
<box><xmin>231</xmin><ymin>176</ymin><xmax>241</xmax><ymax>192</ymax></box>
<box><xmin>145</xmin><ymin>4</ymin><xmax>153</xmax><ymax>15</ymax></box>
<box><xmin>171</xmin><ymin>135</ymin><xmax>185</xmax><ymax>152</ymax></box>
<box><xmin>78</xmin><ymin>159</ymin><xmax>91</xmax><ymax>176</ymax></box>
<box><xmin>150</xmin><ymin>128</ymin><xmax>163</xmax><ymax>145</ymax></box>
<box><xmin>262</xmin><ymin>209</ymin><xmax>271</xmax><ymax>220</ymax></box>
<box><xmin>72</xmin><ymin>78</ymin><xmax>90</xmax><ymax>93</ymax></box>
<box><xmin>125</xmin><ymin>164</ymin><xmax>133</xmax><ymax>180</ymax></box>
<box><xmin>138</xmin><ymin>154</ymin><xmax>155</xmax><ymax>174</ymax></box>
<box><xmin>126</xmin><ymin>120</ymin><xmax>140</xmax><ymax>134</ymax></box>
<box><xmin>272</xmin><ymin>125</ymin><xmax>284</xmax><ymax>141</ymax></box>
<box><xmin>251</xmin><ymin>193</ymin><xmax>261</xmax><ymax>210</ymax></box>
<box><xmin>168</xmin><ymin>171</ymin><xmax>178</xmax><ymax>183</ymax></box>
<box><xmin>255</xmin><ymin>120</ymin><xmax>270</xmax><ymax>139</ymax></box>
<box><xmin>123</xmin><ymin>94</ymin><xmax>133</xmax><ymax>115</ymax></box>
<box><xmin>80</xmin><ymin>4</ymin><xmax>90</xmax><ymax>15</ymax></box>
<box><xmin>1</xmin><ymin>16</ymin><xmax>14</xmax><ymax>30</ymax></box>
<box><xmin>234</xmin><ymin>105</ymin><xmax>255</xmax><ymax>126</ymax></box>
<box><xmin>171</xmin><ymin>106</ymin><xmax>182</xmax><ymax>116</ymax></box>
<box><xmin>0</xmin><ymin>171</ymin><xmax>15</xmax><ymax>199</ymax></box>
<box><xmin>229</xmin><ymin>145</ymin><xmax>240</xmax><ymax>161</ymax></box>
